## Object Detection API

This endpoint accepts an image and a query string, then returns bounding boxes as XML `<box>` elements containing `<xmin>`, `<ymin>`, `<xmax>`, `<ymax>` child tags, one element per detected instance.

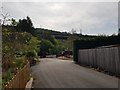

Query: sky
<box><xmin>1</xmin><ymin>1</ymin><xmax>119</xmax><ymax>35</ymax></box>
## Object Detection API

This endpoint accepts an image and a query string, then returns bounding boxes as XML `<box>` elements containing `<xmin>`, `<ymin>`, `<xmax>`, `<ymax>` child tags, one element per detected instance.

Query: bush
<box><xmin>2</xmin><ymin>27</ymin><xmax>40</xmax><ymax>86</ymax></box>
<box><xmin>15</xmin><ymin>57</ymin><xmax>25</xmax><ymax>69</ymax></box>
<box><xmin>26</xmin><ymin>50</ymin><xmax>37</xmax><ymax>58</ymax></box>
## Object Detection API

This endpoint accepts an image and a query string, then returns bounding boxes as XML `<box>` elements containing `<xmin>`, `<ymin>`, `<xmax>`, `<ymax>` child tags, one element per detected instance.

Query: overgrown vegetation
<box><xmin>2</xmin><ymin>17</ymin><xmax>40</xmax><ymax>87</ymax></box>
<box><xmin>2</xmin><ymin>16</ymin><xmax>68</xmax><ymax>87</ymax></box>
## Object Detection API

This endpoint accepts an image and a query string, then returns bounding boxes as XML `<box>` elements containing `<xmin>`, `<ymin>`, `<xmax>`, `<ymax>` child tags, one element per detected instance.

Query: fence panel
<box><xmin>78</xmin><ymin>46</ymin><xmax>120</xmax><ymax>75</ymax></box>
<box><xmin>4</xmin><ymin>62</ymin><xmax>30</xmax><ymax>89</ymax></box>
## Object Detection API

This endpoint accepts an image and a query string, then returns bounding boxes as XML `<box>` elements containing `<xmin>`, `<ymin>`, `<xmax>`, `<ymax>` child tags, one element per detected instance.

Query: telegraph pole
<box><xmin>80</xmin><ymin>28</ymin><xmax>82</xmax><ymax>35</ymax></box>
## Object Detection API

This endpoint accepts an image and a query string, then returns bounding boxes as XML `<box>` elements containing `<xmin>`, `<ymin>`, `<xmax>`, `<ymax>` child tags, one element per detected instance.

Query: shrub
<box><xmin>26</xmin><ymin>50</ymin><xmax>37</xmax><ymax>58</ymax></box>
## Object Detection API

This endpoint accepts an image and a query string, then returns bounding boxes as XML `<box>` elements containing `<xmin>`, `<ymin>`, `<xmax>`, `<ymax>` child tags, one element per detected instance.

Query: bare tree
<box><xmin>80</xmin><ymin>28</ymin><xmax>82</xmax><ymax>35</ymax></box>
<box><xmin>0</xmin><ymin>7</ymin><xmax>11</xmax><ymax>25</ymax></box>
<box><xmin>1</xmin><ymin>13</ymin><xmax>10</xmax><ymax>25</ymax></box>
<box><xmin>70</xmin><ymin>28</ymin><xmax>76</xmax><ymax>34</ymax></box>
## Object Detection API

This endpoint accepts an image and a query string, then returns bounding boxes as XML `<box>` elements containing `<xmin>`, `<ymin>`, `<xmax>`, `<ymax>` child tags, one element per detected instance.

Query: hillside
<box><xmin>34</xmin><ymin>28</ymin><xmax>71</xmax><ymax>39</ymax></box>
<box><xmin>2</xmin><ymin>25</ymin><xmax>97</xmax><ymax>40</ymax></box>
<box><xmin>34</xmin><ymin>28</ymin><xmax>98</xmax><ymax>40</ymax></box>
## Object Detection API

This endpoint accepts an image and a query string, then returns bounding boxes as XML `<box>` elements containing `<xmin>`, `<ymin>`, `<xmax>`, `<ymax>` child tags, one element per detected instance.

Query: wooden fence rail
<box><xmin>78</xmin><ymin>46</ymin><xmax>120</xmax><ymax>76</ymax></box>
<box><xmin>4</xmin><ymin>61</ymin><xmax>30</xmax><ymax>89</ymax></box>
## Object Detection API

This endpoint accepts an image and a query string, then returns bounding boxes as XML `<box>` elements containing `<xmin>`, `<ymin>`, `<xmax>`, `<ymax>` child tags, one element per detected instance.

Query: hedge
<box><xmin>73</xmin><ymin>35</ymin><xmax>120</xmax><ymax>62</ymax></box>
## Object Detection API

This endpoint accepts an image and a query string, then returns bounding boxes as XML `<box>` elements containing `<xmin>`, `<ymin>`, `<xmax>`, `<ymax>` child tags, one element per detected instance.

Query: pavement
<box><xmin>25</xmin><ymin>77</ymin><xmax>33</xmax><ymax>90</ymax></box>
<box><xmin>31</xmin><ymin>58</ymin><xmax>119</xmax><ymax>88</ymax></box>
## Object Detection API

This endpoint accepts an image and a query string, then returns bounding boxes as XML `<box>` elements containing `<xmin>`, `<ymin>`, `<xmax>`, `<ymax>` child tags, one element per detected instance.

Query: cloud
<box><xmin>3</xmin><ymin>0</ymin><xmax>119</xmax><ymax>2</ymax></box>
<box><xmin>2</xmin><ymin>2</ymin><xmax>118</xmax><ymax>35</ymax></box>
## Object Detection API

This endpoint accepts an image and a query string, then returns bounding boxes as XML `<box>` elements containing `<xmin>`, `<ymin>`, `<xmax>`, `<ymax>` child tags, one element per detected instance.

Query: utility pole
<box><xmin>40</xmin><ymin>25</ymin><xmax>42</xmax><ymax>28</ymax></box>
<box><xmin>0</xmin><ymin>7</ymin><xmax>3</xmax><ymax>25</ymax></box>
<box><xmin>118</xmin><ymin>2</ymin><xmax>120</xmax><ymax>36</ymax></box>
<box><xmin>80</xmin><ymin>28</ymin><xmax>82</xmax><ymax>35</ymax></box>
<box><xmin>118</xmin><ymin>28</ymin><xmax>120</xmax><ymax>36</ymax></box>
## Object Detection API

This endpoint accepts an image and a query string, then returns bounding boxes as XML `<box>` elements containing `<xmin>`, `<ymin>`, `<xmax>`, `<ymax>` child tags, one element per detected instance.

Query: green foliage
<box><xmin>17</xmin><ymin>16</ymin><xmax>34</xmax><ymax>33</ymax></box>
<box><xmin>40</xmin><ymin>39</ymin><xmax>54</xmax><ymax>54</ymax></box>
<box><xmin>26</xmin><ymin>50</ymin><xmax>37</xmax><ymax>58</ymax></box>
<box><xmin>2</xmin><ymin>70</ymin><xmax>14</xmax><ymax>87</ymax></box>
<box><xmin>2</xmin><ymin>17</ymin><xmax>41</xmax><ymax>87</ymax></box>
<box><xmin>65</xmin><ymin>35</ymin><xmax>79</xmax><ymax>51</ymax></box>
<box><xmin>2</xmin><ymin>26</ymin><xmax>41</xmax><ymax>87</ymax></box>
<box><xmin>3</xmin><ymin>28</ymin><xmax>40</xmax><ymax>56</ymax></box>
<box><xmin>39</xmin><ymin>34</ymin><xmax>65</xmax><ymax>55</ymax></box>
<box><xmin>15</xmin><ymin>57</ymin><xmax>26</xmax><ymax>69</ymax></box>
<box><xmin>49</xmin><ymin>36</ymin><xmax>58</xmax><ymax>45</ymax></box>
<box><xmin>34</xmin><ymin>28</ymin><xmax>70</xmax><ymax>40</ymax></box>
<box><xmin>3</xmin><ymin>29</ymin><xmax>32</xmax><ymax>60</ymax></box>
<box><xmin>49</xmin><ymin>45</ymin><xmax>65</xmax><ymax>55</ymax></box>
<box><xmin>11</xmin><ymin>18</ymin><xmax>18</xmax><ymax>26</ymax></box>
<box><xmin>26</xmin><ymin>37</ymin><xmax>40</xmax><ymax>53</ymax></box>
<box><xmin>2</xmin><ymin>27</ymin><xmax>40</xmax><ymax>73</ymax></box>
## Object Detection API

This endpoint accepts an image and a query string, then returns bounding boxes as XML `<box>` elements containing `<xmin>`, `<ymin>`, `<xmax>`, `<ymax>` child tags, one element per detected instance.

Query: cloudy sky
<box><xmin>1</xmin><ymin>1</ymin><xmax>118</xmax><ymax>35</ymax></box>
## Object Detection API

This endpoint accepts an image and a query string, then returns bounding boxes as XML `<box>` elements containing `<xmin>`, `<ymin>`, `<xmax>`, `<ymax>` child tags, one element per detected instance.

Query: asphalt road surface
<box><xmin>31</xmin><ymin>58</ymin><xmax>119</xmax><ymax>88</ymax></box>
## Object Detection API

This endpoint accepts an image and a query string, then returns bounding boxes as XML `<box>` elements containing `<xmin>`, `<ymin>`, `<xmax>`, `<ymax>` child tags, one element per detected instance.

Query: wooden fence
<box><xmin>4</xmin><ymin>61</ymin><xmax>30</xmax><ymax>89</ymax></box>
<box><xmin>78</xmin><ymin>46</ymin><xmax>120</xmax><ymax>76</ymax></box>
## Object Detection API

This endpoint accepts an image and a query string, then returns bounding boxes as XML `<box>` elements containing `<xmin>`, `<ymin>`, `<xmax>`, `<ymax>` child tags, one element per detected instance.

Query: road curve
<box><xmin>31</xmin><ymin>58</ymin><xmax>118</xmax><ymax>88</ymax></box>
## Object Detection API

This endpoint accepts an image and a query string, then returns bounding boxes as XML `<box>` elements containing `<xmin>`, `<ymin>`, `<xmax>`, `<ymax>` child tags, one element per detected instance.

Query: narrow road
<box><xmin>31</xmin><ymin>58</ymin><xmax>118</xmax><ymax>88</ymax></box>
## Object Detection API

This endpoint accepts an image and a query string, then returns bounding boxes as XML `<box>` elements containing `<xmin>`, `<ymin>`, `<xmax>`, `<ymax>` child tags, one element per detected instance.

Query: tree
<box><xmin>17</xmin><ymin>19</ymin><xmax>22</xmax><ymax>31</ymax></box>
<box><xmin>2</xmin><ymin>27</ymin><xmax>40</xmax><ymax>71</ymax></box>
<box><xmin>11</xmin><ymin>18</ymin><xmax>17</xmax><ymax>26</ymax></box>
<box><xmin>17</xmin><ymin>16</ymin><xmax>34</xmax><ymax>33</ymax></box>
<box><xmin>40</xmin><ymin>39</ymin><xmax>54</xmax><ymax>54</ymax></box>
<box><xmin>1</xmin><ymin>13</ymin><xmax>10</xmax><ymax>25</ymax></box>
<box><xmin>65</xmin><ymin>35</ymin><xmax>79</xmax><ymax>51</ymax></box>
<box><xmin>21</xmin><ymin>19</ymin><xmax>28</xmax><ymax>32</ymax></box>
<box><xmin>69</xmin><ymin>28</ymin><xmax>76</xmax><ymax>34</ymax></box>
<box><xmin>49</xmin><ymin>36</ymin><xmax>58</xmax><ymax>45</ymax></box>
<box><xmin>39</xmin><ymin>39</ymin><xmax>56</xmax><ymax>57</ymax></box>
<box><xmin>27</xmin><ymin>16</ymin><xmax>33</xmax><ymax>28</ymax></box>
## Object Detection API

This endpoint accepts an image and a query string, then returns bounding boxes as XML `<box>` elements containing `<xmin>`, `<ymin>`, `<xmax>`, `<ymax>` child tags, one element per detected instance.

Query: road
<box><xmin>31</xmin><ymin>58</ymin><xmax>119</xmax><ymax>88</ymax></box>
